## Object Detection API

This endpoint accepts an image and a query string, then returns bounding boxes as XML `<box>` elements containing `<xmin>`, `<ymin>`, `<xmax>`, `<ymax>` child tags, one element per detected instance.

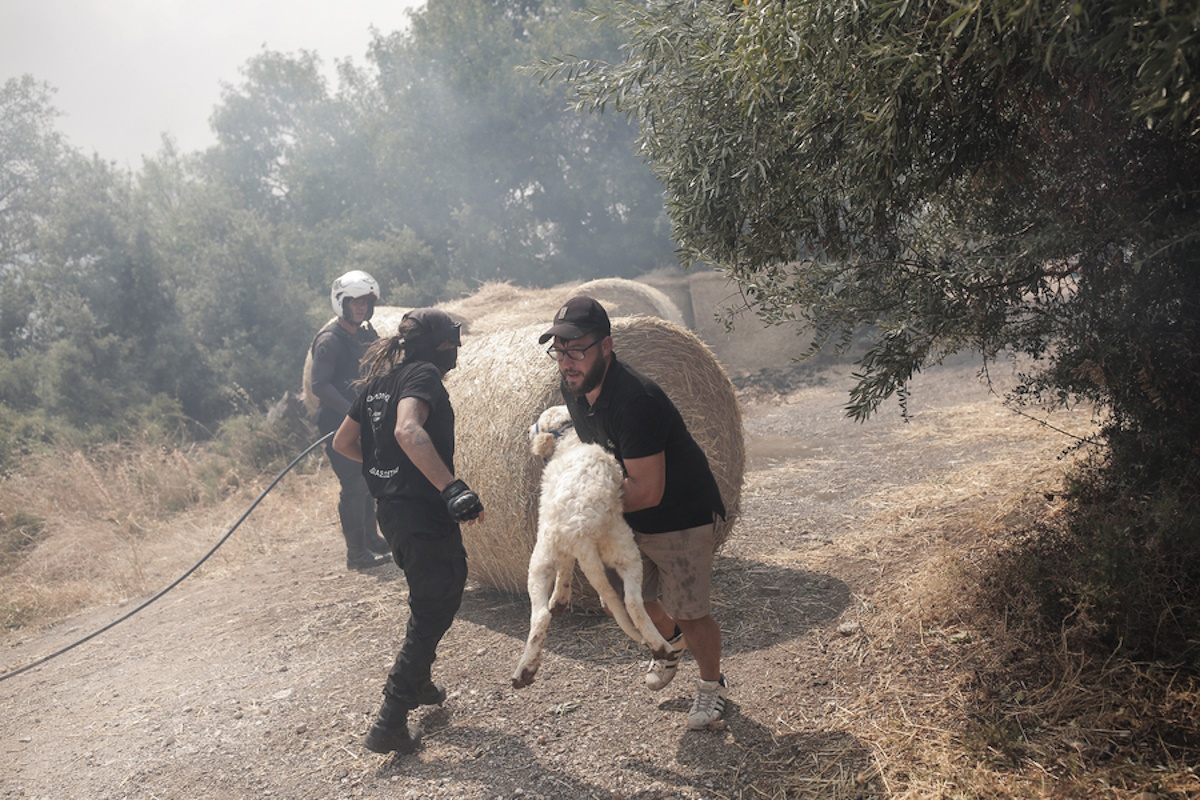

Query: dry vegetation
<box><xmin>2</xmin><ymin>452</ymin><xmax>272</xmax><ymax>629</ymax></box>
<box><xmin>2</xmin><ymin>355</ymin><xmax>1199</xmax><ymax>798</ymax></box>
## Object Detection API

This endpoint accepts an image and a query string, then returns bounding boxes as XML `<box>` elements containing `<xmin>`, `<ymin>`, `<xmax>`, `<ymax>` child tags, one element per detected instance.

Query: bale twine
<box><xmin>574</xmin><ymin>277</ymin><xmax>688</xmax><ymax>329</ymax></box>
<box><xmin>449</xmin><ymin>316</ymin><xmax>744</xmax><ymax>597</ymax></box>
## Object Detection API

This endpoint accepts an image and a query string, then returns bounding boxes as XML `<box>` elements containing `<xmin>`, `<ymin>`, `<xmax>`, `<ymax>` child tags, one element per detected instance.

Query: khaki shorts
<box><xmin>633</xmin><ymin>523</ymin><xmax>715</xmax><ymax>621</ymax></box>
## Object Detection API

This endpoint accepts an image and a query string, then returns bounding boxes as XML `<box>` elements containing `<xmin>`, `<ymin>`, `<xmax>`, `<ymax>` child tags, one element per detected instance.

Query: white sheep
<box><xmin>512</xmin><ymin>405</ymin><xmax>673</xmax><ymax>689</ymax></box>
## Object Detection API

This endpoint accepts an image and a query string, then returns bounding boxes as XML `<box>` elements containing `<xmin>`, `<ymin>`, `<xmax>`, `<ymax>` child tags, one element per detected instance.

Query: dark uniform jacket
<box><xmin>310</xmin><ymin>318</ymin><xmax>378</xmax><ymax>434</ymax></box>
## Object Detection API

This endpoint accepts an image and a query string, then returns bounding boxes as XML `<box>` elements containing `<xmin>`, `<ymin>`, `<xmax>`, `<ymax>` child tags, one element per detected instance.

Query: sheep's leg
<box><xmin>610</xmin><ymin>557</ymin><xmax>672</xmax><ymax>660</ymax></box>
<box><xmin>575</xmin><ymin>548</ymin><xmax>647</xmax><ymax>647</ymax></box>
<box><xmin>548</xmin><ymin>561</ymin><xmax>573</xmax><ymax>617</ymax></box>
<box><xmin>512</xmin><ymin>537</ymin><xmax>564</xmax><ymax>689</ymax></box>
<box><xmin>600</xmin><ymin>523</ymin><xmax>673</xmax><ymax>660</ymax></box>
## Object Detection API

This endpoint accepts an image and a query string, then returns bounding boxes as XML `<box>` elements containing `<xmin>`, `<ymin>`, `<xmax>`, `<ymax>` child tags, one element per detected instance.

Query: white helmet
<box><xmin>330</xmin><ymin>270</ymin><xmax>380</xmax><ymax>321</ymax></box>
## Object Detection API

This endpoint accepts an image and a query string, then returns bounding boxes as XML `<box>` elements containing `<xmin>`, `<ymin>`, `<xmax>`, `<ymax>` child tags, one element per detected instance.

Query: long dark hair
<box><xmin>356</xmin><ymin>316</ymin><xmax>422</xmax><ymax>386</ymax></box>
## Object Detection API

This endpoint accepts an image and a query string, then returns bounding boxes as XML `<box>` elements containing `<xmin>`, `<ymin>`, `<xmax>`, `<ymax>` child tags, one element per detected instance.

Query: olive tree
<box><xmin>558</xmin><ymin>0</ymin><xmax>1200</xmax><ymax>484</ymax></box>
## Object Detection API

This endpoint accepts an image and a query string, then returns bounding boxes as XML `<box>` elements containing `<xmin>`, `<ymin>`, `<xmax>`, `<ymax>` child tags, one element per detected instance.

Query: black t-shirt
<box><xmin>347</xmin><ymin>359</ymin><xmax>455</xmax><ymax>513</ymax></box>
<box><xmin>564</xmin><ymin>357</ymin><xmax>726</xmax><ymax>534</ymax></box>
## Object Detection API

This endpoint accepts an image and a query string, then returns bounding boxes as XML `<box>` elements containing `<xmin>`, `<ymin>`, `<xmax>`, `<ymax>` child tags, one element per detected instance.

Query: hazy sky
<box><xmin>1</xmin><ymin>0</ymin><xmax>425</xmax><ymax>167</ymax></box>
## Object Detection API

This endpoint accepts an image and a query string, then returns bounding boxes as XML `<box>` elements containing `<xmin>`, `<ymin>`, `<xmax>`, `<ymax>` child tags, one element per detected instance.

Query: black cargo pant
<box><xmin>321</xmin><ymin>411</ymin><xmax>384</xmax><ymax>559</ymax></box>
<box><xmin>376</xmin><ymin>497</ymin><xmax>468</xmax><ymax>706</ymax></box>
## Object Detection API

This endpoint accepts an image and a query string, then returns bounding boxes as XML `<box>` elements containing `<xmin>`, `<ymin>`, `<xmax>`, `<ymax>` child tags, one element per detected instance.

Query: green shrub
<box><xmin>212</xmin><ymin>409</ymin><xmax>322</xmax><ymax>476</ymax></box>
<box><xmin>0</xmin><ymin>405</ymin><xmax>79</xmax><ymax>475</ymax></box>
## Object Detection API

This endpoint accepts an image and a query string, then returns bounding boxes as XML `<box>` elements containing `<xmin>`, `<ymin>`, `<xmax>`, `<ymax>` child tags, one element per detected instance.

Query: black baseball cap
<box><xmin>538</xmin><ymin>296</ymin><xmax>612</xmax><ymax>344</ymax></box>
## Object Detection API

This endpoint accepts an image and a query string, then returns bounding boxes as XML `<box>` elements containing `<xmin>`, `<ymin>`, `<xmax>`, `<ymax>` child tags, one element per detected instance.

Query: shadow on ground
<box><xmin>386</xmin><ymin>701</ymin><xmax>879</xmax><ymax>799</ymax></box>
<box><xmin>452</xmin><ymin>554</ymin><xmax>850</xmax><ymax>662</ymax></box>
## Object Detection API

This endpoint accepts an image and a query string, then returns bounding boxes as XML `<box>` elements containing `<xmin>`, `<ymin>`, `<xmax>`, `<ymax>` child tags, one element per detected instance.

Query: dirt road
<box><xmin>0</xmin><ymin>356</ymin><xmax>1081</xmax><ymax>799</ymax></box>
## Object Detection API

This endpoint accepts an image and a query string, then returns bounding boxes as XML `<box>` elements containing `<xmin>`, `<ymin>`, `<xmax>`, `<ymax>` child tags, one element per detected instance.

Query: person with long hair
<box><xmin>333</xmin><ymin>308</ymin><xmax>484</xmax><ymax>754</ymax></box>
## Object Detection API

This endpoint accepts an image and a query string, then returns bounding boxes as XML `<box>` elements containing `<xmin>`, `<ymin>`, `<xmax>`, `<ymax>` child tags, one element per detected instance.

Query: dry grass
<box><xmin>0</xmin><ymin>435</ymin><xmax>337</xmax><ymax>632</ymax></box>
<box><xmin>780</xmin><ymin>398</ymin><xmax>1200</xmax><ymax>799</ymax></box>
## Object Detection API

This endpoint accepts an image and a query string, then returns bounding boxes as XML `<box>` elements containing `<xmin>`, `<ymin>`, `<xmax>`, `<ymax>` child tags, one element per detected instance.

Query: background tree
<box><xmin>200</xmin><ymin>0</ymin><xmax>676</xmax><ymax>308</ymax></box>
<box><xmin>2</xmin><ymin>0</ymin><xmax>684</xmax><ymax>452</ymax></box>
<box><xmin>0</xmin><ymin>76</ymin><xmax>68</xmax><ymax>366</ymax></box>
<box><xmin>204</xmin><ymin>49</ymin><xmax>369</xmax><ymax>292</ymax></box>
<box><xmin>375</xmin><ymin>0</ymin><xmax>675</xmax><ymax>285</ymax></box>
<box><xmin>166</xmin><ymin>180</ymin><xmax>312</xmax><ymax>412</ymax></box>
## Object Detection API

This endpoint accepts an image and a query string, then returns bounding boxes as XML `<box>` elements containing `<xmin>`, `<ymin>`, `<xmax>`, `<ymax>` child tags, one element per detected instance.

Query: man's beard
<box><xmin>565</xmin><ymin>356</ymin><xmax>606</xmax><ymax>396</ymax></box>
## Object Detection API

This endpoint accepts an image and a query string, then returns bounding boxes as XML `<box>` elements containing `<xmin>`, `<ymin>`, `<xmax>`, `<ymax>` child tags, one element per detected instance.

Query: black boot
<box><xmin>363</xmin><ymin>695</ymin><xmax>422</xmax><ymax>754</ymax></box>
<box><xmin>347</xmin><ymin>550</ymin><xmax>391</xmax><ymax>571</ymax></box>
<box><xmin>344</xmin><ymin>525</ymin><xmax>390</xmax><ymax>571</ymax></box>
<box><xmin>413</xmin><ymin>680</ymin><xmax>447</xmax><ymax>706</ymax></box>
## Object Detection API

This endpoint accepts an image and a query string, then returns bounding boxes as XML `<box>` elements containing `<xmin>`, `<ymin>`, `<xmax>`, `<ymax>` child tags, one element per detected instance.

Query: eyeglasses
<box><xmin>546</xmin><ymin>339</ymin><xmax>602</xmax><ymax>362</ymax></box>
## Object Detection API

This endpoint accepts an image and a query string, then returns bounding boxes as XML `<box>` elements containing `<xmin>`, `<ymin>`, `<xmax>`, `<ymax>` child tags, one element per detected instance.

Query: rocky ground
<box><xmin>0</xmin><ymin>355</ymin><xmax>1086</xmax><ymax>799</ymax></box>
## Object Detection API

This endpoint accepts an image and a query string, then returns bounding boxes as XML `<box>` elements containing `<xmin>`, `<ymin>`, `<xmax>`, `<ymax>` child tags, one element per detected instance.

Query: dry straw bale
<box><xmin>449</xmin><ymin>316</ymin><xmax>744</xmax><ymax>596</ymax></box>
<box><xmin>441</xmin><ymin>282</ymin><xmax>565</xmax><ymax>336</ymax></box>
<box><xmin>301</xmin><ymin>279</ymin><xmax>688</xmax><ymax>412</ymax></box>
<box><xmin>300</xmin><ymin>318</ymin><xmax>337</xmax><ymax>414</ymax></box>
<box><xmin>368</xmin><ymin>305</ymin><xmax>417</xmax><ymax>338</ymax></box>
<box><xmin>574</xmin><ymin>277</ymin><xmax>687</xmax><ymax>329</ymax></box>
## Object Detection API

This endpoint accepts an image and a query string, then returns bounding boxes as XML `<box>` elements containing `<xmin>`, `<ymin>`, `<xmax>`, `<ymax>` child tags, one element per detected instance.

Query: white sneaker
<box><xmin>687</xmin><ymin>674</ymin><xmax>728</xmax><ymax>730</ymax></box>
<box><xmin>644</xmin><ymin>630</ymin><xmax>687</xmax><ymax>691</ymax></box>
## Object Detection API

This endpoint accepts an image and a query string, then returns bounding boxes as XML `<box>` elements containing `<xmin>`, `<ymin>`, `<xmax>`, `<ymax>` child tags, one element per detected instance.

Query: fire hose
<box><xmin>0</xmin><ymin>431</ymin><xmax>335</xmax><ymax>684</ymax></box>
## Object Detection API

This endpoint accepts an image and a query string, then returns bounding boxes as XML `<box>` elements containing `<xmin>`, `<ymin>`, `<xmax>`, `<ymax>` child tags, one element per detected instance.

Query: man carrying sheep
<box><xmin>538</xmin><ymin>296</ymin><xmax>729</xmax><ymax>730</ymax></box>
<box><xmin>333</xmin><ymin>308</ymin><xmax>484</xmax><ymax>754</ymax></box>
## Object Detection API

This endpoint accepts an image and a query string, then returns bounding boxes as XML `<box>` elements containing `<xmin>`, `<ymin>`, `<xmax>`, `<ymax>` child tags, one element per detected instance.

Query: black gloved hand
<box><xmin>441</xmin><ymin>478</ymin><xmax>483</xmax><ymax>522</ymax></box>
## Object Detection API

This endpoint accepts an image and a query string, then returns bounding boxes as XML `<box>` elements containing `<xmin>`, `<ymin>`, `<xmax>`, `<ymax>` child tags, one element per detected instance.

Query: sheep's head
<box><xmin>530</xmin><ymin>405</ymin><xmax>573</xmax><ymax>460</ymax></box>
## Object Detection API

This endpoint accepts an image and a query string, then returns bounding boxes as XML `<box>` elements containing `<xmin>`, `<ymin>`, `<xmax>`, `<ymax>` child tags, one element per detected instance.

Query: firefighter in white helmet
<box><xmin>309</xmin><ymin>270</ymin><xmax>391</xmax><ymax>570</ymax></box>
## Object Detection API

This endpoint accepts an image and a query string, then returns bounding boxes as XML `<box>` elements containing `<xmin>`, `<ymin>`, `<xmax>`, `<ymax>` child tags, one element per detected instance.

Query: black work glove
<box><xmin>441</xmin><ymin>478</ymin><xmax>483</xmax><ymax>522</ymax></box>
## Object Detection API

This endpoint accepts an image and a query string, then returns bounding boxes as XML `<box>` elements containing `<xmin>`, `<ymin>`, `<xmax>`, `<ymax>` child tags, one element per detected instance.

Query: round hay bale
<box><xmin>574</xmin><ymin>278</ymin><xmax>688</xmax><ymax>329</ymax></box>
<box><xmin>299</xmin><ymin>316</ymin><xmax>337</xmax><ymax>415</ymax></box>
<box><xmin>441</xmin><ymin>282</ymin><xmax>565</xmax><ymax>336</ymax></box>
<box><xmin>369</xmin><ymin>305</ymin><xmax>415</xmax><ymax>338</ymax></box>
<box><xmin>448</xmin><ymin>316</ymin><xmax>744</xmax><ymax>598</ymax></box>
